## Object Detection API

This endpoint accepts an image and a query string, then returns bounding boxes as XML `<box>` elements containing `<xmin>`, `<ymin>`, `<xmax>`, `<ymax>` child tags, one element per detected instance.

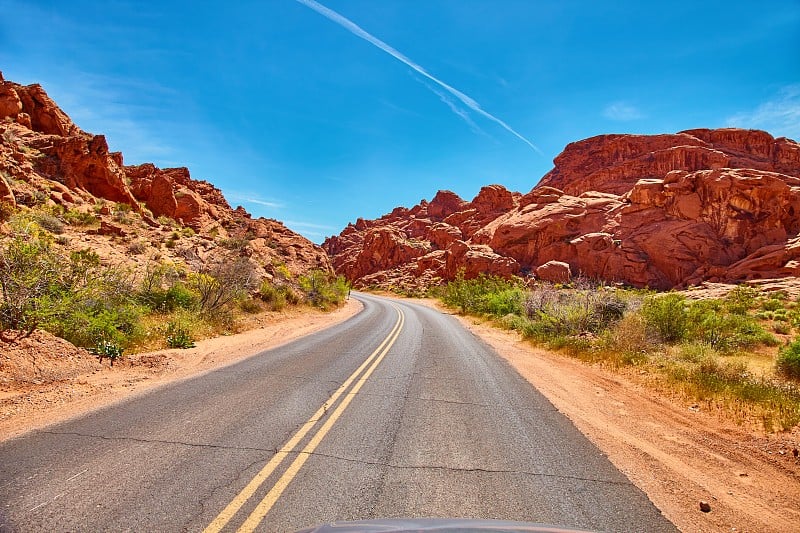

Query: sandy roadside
<box><xmin>0</xmin><ymin>299</ymin><xmax>362</xmax><ymax>442</ymax></box>
<box><xmin>402</xmin><ymin>297</ymin><xmax>800</xmax><ymax>533</ymax></box>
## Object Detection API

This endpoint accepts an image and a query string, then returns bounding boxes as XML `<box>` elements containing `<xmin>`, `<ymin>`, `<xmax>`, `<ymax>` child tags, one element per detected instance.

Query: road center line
<box><xmin>203</xmin><ymin>306</ymin><xmax>404</xmax><ymax>533</ymax></box>
<box><xmin>237</xmin><ymin>307</ymin><xmax>405</xmax><ymax>532</ymax></box>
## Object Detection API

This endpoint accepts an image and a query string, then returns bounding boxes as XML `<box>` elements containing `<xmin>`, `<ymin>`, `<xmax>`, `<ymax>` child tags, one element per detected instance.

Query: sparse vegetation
<box><xmin>164</xmin><ymin>321</ymin><xmax>195</xmax><ymax>349</ymax></box>
<box><xmin>777</xmin><ymin>339</ymin><xmax>800</xmax><ymax>380</ymax></box>
<box><xmin>436</xmin><ymin>276</ymin><xmax>800</xmax><ymax>431</ymax></box>
<box><xmin>298</xmin><ymin>269</ymin><xmax>349</xmax><ymax>310</ymax></box>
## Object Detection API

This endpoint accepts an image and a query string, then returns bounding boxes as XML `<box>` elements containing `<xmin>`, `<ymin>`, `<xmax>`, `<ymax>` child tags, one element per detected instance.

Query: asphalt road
<box><xmin>0</xmin><ymin>293</ymin><xmax>676</xmax><ymax>532</ymax></box>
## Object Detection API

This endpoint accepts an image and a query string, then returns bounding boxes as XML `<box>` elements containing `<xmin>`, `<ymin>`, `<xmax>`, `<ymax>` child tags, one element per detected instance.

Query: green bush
<box><xmin>63</xmin><ymin>208</ymin><xmax>97</xmax><ymax>227</ymax></box>
<box><xmin>777</xmin><ymin>339</ymin><xmax>800</xmax><ymax>379</ymax></box>
<box><xmin>687</xmin><ymin>300</ymin><xmax>776</xmax><ymax>352</ymax></box>
<box><xmin>441</xmin><ymin>273</ymin><xmax>522</xmax><ymax>316</ymax></box>
<box><xmin>165</xmin><ymin>321</ymin><xmax>195</xmax><ymax>349</ymax></box>
<box><xmin>0</xmin><ymin>234</ymin><xmax>62</xmax><ymax>334</ymax></box>
<box><xmin>724</xmin><ymin>286</ymin><xmax>758</xmax><ymax>315</ymax></box>
<box><xmin>641</xmin><ymin>293</ymin><xmax>688</xmax><ymax>343</ymax></box>
<box><xmin>299</xmin><ymin>270</ymin><xmax>349</xmax><ymax>309</ymax></box>
<box><xmin>93</xmin><ymin>337</ymin><xmax>124</xmax><ymax>366</ymax></box>
<box><xmin>259</xmin><ymin>282</ymin><xmax>287</xmax><ymax>311</ymax></box>
<box><xmin>761</xmin><ymin>298</ymin><xmax>785</xmax><ymax>312</ymax></box>
<box><xmin>139</xmin><ymin>283</ymin><xmax>197</xmax><ymax>312</ymax></box>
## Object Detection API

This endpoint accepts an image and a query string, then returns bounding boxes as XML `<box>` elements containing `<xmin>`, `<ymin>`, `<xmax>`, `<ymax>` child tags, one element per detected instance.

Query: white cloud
<box><xmin>225</xmin><ymin>192</ymin><xmax>284</xmax><ymax>209</ymax></box>
<box><xmin>726</xmin><ymin>85</ymin><xmax>800</xmax><ymax>141</ymax></box>
<box><xmin>283</xmin><ymin>220</ymin><xmax>338</xmax><ymax>231</ymax></box>
<box><xmin>603</xmin><ymin>101</ymin><xmax>644</xmax><ymax>121</ymax></box>
<box><xmin>413</xmin><ymin>76</ymin><xmax>488</xmax><ymax>137</ymax></box>
<box><xmin>294</xmin><ymin>0</ymin><xmax>540</xmax><ymax>153</ymax></box>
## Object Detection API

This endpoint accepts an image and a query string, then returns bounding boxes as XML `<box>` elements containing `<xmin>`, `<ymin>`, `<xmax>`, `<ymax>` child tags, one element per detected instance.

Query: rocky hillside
<box><xmin>324</xmin><ymin>128</ymin><xmax>800</xmax><ymax>291</ymax></box>
<box><xmin>0</xmin><ymin>72</ymin><xmax>330</xmax><ymax>281</ymax></box>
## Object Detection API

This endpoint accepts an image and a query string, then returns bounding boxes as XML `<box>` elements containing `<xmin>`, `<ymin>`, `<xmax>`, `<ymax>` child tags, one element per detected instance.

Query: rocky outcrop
<box><xmin>0</xmin><ymin>73</ymin><xmax>330</xmax><ymax>280</ymax></box>
<box><xmin>324</xmin><ymin>129</ymin><xmax>800</xmax><ymax>291</ymax></box>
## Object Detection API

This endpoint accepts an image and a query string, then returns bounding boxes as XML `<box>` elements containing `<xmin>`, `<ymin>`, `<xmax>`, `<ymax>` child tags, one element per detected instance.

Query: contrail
<box><xmin>294</xmin><ymin>0</ymin><xmax>540</xmax><ymax>154</ymax></box>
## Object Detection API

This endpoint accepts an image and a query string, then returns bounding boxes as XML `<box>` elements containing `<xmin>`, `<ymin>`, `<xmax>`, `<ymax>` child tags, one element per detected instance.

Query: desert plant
<box><xmin>238</xmin><ymin>297</ymin><xmax>262</xmax><ymax>314</ymax></box>
<box><xmin>93</xmin><ymin>337</ymin><xmax>124</xmax><ymax>366</ymax></box>
<box><xmin>641</xmin><ymin>293</ymin><xmax>688</xmax><ymax>343</ymax></box>
<box><xmin>0</xmin><ymin>234</ymin><xmax>61</xmax><ymax>336</ymax></box>
<box><xmin>164</xmin><ymin>321</ymin><xmax>195</xmax><ymax>349</ymax></box>
<box><xmin>63</xmin><ymin>208</ymin><xmax>98</xmax><ymax>227</ymax></box>
<box><xmin>777</xmin><ymin>339</ymin><xmax>800</xmax><ymax>380</ymax></box>
<box><xmin>128</xmin><ymin>241</ymin><xmax>148</xmax><ymax>255</ymax></box>
<box><xmin>190</xmin><ymin>257</ymin><xmax>257</xmax><ymax>314</ymax></box>
<box><xmin>298</xmin><ymin>269</ymin><xmax>349</xmax><ymax>309</ymax></box>
<box><xmin>32</xmin><ymin>212</ymin><xmax>64</xmax><ymax>234</ymax></box>
<box><xmin>724</xmin><ymin>285</ymin><xmax>758</xmax><ymax>315</ymax></box>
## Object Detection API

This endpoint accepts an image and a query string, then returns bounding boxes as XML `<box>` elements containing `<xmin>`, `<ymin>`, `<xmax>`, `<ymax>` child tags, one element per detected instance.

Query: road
<box><xmin>0</xmin><ymin>293</ymin><xmax>676</xmax><ymax>532</ymax></box>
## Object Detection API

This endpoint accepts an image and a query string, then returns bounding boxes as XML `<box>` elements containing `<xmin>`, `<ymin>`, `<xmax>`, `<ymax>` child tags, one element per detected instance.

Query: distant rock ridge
<box><xmin>324</xmin><ymin>128</ymin><xmax>800</xmax><ymax>291</ymax></box>
<box><xmin>0</xmin><ymin>72</ymin><xmax>330</xmax><ymax>279</ymax></box>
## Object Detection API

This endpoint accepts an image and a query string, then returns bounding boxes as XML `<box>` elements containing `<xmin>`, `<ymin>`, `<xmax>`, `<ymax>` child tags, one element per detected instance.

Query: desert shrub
<box><xmin>773</xmin><ymin>322</ymin><xmax>791</xmax><ymax>335</ymax></box>
<box><xmin>128</xmin><ymin>241</ymin><xmax>148</xmax><ymax>255</ymax></box>
<box><xmin>141</xmin><ymin>283</ymin><xmax>197</xmax><ymax>312</ymax></box>
<box><xmin>0</xmin><ymin>231</ymin><xmax>144</xmax><ymax>347</ymax></box>
<box><xmin>441</xmin><ymin>273</ymin><xmax>522</xmax><ymax>316</ymax></box>
<box><xmin>599</xmin><ymin>312</ymin><xmax>651</xmax><ymax>357</ymax></box>
<box><xmin>677</xmin><ymin>341</ymin><xmax>718</xmax><ymax>363</ymax></box>
<box><xmin>523</xmin><ymin>284</ymin><xmax>629</xmax><ymax>337</ymax></box>
<box><xmin>724</xmin><ymin>285</ymin><xmax>758</xmax><ymax>315</ymax></box>
<box><xmin>32</xmin><ymin>212</ymin><xmax>64</xmax><ymax>234</ymax></box>
<box><xmin>63</xmin><ymin>208</ymin><xmax>97</xmax><ymax>227</ymax></box>
<box><xmin>137</xmin><ymin>262</ymin><xmax>197</xmax><ymax>312</ymax></box>
<box><xmin>56</xmin><ymin>304</ymin><xmax>141</xmax><ymax>349</ymax></box>
<box><xmin>641</xmin><ymin>293</ymin><xmax>688</xmax><ymax>343</ymax></box>
<box><xmin>259</xmin><ymin>282</ymin><xmax>287</xmax><ymax>311</ymax></box>
<box><xmin>298</xmin><ymin>269</ymin><xmax>349</xmax><ymax>309</ymax></box>
<box><xmin>0</xmin><ymin>234</ymin><xmax>61</xmax><ymax>335</ymax></box>
<box><xmin>238</xmin><ymin>297</ymin><xmax>262</xmax><ymax>314</ymax></box>
<box><xmin>0</xmin><ymin>201</ymin><xmax>15</xmax><ymax>222</ymax></box>
<box><xmin>190</xmin><ymin>257</ymin><xmax>257</xmax><ymax>314</ymax></box>
<box><xmin>219</xmin><ymin>236</ymin><xmax>249</xmax><ymax>251</ymax></box>
<box><xmin>164</xmin><ymin>321</ymin><xmax>195</xmax><ymax>349</ymax></box>
<box><xmin>686</xmin><ymin>300</ymin><xmax>776</xmax><ymax>352</ymax></box>
<box><xmin>93</xmin><ymin>337</ymin><xmax>124</xmax><ymax>365</ymax></box>
<box><xmin>112</xmin><ymin>203</ymin><xmax>133</xmax><ymax>224</ymax></box>
<box><xmin>157</xmin><ymin>215</ymin><xmax>173</xmax><ymax>226</ymax></box>
<box><xmin>483</xmin><ymin>287</ymin><xmax>525</xmax><ymax>316</ymax></box>
<box><xmin>777</xmin><ymin>339</ymin><xmax>800</xmax><ymax>380</ymax></box>
<box><xmin>761</xmin><ymin>298</ymin><xmax>785</xmax><ymax>312</ymax></box>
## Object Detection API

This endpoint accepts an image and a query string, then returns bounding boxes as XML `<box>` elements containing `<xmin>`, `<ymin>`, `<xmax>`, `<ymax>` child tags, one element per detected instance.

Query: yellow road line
<box><xmin>203</xmin><ymin>306</ymin><xmax>404</xmax><ymax>533</ymax></box>
<box><xmin>237</xmin><ymin>307</ymin><xmax>405</xmax><ymax>532</ymax></box>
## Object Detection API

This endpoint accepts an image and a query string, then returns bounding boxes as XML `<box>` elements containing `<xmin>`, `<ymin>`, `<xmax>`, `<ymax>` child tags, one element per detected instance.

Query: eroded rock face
<box><xmin>325</xmin><ymin>129</ymin><xmax>800</xmax><ymax>291</ymax></box>
<box><xmin>0</xmin><ymin>73</ymin><xmax>330</xmax><ymax>280</ymax></box>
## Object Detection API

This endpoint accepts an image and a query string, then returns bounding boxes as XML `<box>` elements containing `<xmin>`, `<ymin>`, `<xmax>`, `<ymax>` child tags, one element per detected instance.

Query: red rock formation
<box><xmin>325</xmin><ymin>129</ymin><xmax>800</xmax><ymax>291</ymax></box>
<box><xmin>0</xmin><ymin>73</ymin><xmax>330</xmax><ymax>279</ymax></box>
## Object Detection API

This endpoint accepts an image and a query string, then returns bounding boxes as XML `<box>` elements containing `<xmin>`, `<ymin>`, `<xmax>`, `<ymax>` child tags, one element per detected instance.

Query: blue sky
<box><xmin>1</xmin><ymin>1</ymin><xmax>798</xmax><ymax>242</ymax></box>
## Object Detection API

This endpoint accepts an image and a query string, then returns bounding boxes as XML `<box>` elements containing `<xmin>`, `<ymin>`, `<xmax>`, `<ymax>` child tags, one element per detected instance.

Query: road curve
<box><xmin>0</xmin><ymin>293</ymin><xmax>675</xmax><ymax>532</ymax></box>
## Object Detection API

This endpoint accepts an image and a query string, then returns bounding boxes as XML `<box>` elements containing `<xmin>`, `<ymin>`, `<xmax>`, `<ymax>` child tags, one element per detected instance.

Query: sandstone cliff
<box><xmin>0</xmin><ymin>72</ymin><xmax>330</xmax><ymax>281</ymax></box>
<box><xmin>324</xmin><ymin>129</ymin><xmax>800</xmax><ymax>290</ymax></box>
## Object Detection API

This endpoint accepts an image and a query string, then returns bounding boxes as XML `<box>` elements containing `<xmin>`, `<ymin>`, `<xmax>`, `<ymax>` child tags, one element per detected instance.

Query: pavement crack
<box><xmin>38</xmin><ymin>430</ymin><xmax>277</xmax><ymax>453</ymax></box>
<box><xmin>295</xmin><ymin>449</ymin><xmax>634</xmax><ymax>488</ymax></box>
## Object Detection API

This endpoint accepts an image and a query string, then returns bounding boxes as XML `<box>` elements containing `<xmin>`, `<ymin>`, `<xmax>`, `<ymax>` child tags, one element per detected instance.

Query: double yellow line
<box><xmin>204</xmin><ymin>305</ymin><xmax>405</xmax><ymax>533</ymax></box>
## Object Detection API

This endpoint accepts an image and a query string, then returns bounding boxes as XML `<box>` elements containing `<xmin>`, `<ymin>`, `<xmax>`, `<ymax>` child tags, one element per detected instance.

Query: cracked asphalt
<box><xmin>0</xmin><ymin>293</ymin><xmax>675</xmax><ymax>532</ymax></box>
